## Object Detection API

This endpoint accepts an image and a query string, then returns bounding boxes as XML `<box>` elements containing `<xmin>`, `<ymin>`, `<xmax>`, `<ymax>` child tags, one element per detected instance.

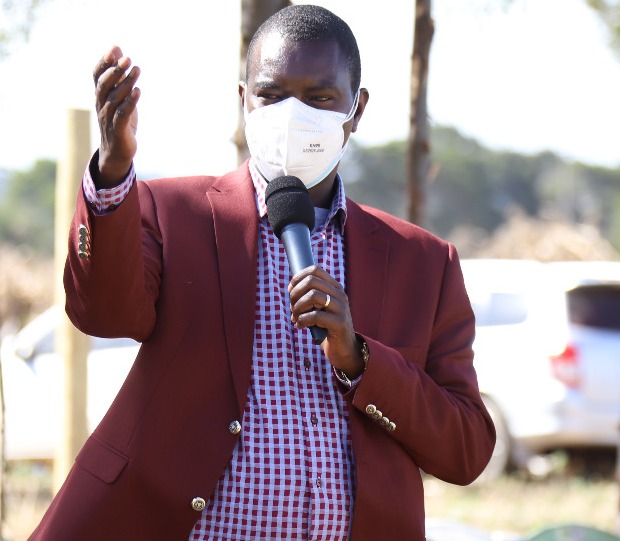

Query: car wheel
<box><xmin>475</xmin><ymin>395</ymin><xmax>511</xmax><ymax>483</ymax></box>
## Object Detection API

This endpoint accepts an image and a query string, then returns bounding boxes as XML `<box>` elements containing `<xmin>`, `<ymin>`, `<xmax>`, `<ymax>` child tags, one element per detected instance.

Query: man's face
<box><xmin>242</xmin><ymin>33</ymin><xmax>365</xmax><ymax>144</ymax></box>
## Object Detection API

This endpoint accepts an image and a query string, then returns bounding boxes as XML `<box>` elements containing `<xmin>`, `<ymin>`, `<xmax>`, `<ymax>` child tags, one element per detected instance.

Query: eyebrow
<box><xmin>252</xmin><ymin>79</ymin><xmax>341</xmax><ymax>93</ymax></box>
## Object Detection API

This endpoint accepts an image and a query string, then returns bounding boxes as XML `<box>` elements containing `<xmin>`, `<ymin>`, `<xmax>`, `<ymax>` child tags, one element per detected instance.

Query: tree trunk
<box><xmin>235</xmin><ymin>0</ymin><xmax>291</xmax><ymax>164</ymax></box>
<box><xmin>407</xmin><ymin>0</ymin><xmax>434</xmax><ymax>226</ymax></box>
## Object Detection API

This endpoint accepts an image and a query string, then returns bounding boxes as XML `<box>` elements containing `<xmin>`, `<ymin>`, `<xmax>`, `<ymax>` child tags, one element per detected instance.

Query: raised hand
<box><xmin>92</xmin><ymin>45</ymin><xmax>141</xmax><ymax>187</ymax></box>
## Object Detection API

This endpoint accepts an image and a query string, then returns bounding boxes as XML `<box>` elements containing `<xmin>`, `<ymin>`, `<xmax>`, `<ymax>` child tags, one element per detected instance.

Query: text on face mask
<box><xmin>303</xmin><ymin>144</ymin><xmax>325</xmax><ymax>153</ymax></box>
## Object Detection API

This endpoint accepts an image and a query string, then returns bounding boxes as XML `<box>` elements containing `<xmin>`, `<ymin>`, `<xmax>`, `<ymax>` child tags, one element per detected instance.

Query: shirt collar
<box><xmin>249</xmin><ymin>158</ymin><xmax>348</xmax><ymax>231</ymax></box>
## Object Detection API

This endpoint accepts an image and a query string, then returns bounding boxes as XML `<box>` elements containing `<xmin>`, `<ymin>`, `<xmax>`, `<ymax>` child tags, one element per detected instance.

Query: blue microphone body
<box><xmin>280</xmin><ymin>224</ymin><xmax>328</xmax><ymax>345</ymax></box>
<box><xmin>265</xmin><ymin>176</ymin><xmax>328</xmax><ymax>345</ymax></box>
<box><xmin>280</xmin><ymin>223</ymin><xmax>314</xmax><ymax>276</ymax></box>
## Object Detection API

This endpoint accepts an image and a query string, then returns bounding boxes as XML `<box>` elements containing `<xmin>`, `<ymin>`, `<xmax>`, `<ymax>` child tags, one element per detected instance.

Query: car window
<box><xmin>471</xmin><ymin>292</ymin><xmax>529</xmax><ymax>327</ymax></box>
<box><xmin>567</xmin><ymin>285</ymin><xmax>620</xmax><ymax>331</ymax></box>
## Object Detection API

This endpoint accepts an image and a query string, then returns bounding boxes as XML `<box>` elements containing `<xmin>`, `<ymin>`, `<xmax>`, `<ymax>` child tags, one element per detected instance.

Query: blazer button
<box><xmin>372</xmin><ymin>410</ymin><xmax>383</xmax><ymax>421</ymax></box>
<box><xmin>229</xmin><ymin>420</ymin><xmax>242</xmax><ymax>434</ymax></box>
<box><xmin>191</xmin><ymin>497</ymin><xmax>206</xmax><ymax>512</ymax></box>
<box><xmin>388</xmin><ymin>422</ymin><xmax>397</xmax><ymax>432</ymax></box>
<box><xmin>365</xmin><ymin>404</ymin><xmax>377</xmax><ymax>415</ymax></box>
<box><xmin>379</xmin><ymin>416</ymin><xmax>390</xmax><ymax>427</ymax></box>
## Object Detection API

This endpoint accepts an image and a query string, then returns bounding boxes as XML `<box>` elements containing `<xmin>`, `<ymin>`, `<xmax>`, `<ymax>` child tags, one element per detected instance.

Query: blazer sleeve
<box><xmin>64</xmin><ymin>178</ymin><xmax>162</xmax><ymax>341</ymax></box>
<box><xmin>348</xmin><ymin>243</ymin><xmax>495</xmax><ymax>485</ymax></box>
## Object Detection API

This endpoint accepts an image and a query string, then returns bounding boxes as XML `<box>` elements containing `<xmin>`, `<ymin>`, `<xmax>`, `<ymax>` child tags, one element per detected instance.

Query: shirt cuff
<box><xmin>83</xmin><ymin>153</ymin><xmax>136</xmax><ymax>215</ymax></box>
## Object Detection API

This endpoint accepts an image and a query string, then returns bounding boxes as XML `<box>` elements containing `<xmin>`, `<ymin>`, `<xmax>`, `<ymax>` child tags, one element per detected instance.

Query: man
<box><xmin>30</xmin><ymin>5</ymin><xmax>495</xmax><ymax>541</ymax></box>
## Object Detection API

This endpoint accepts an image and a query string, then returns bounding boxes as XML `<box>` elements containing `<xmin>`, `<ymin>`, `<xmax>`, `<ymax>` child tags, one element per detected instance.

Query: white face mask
<box><xmin>244</xmin><ymin>90</ymin><xmax>360</xmax><ymax>189</ymax></box>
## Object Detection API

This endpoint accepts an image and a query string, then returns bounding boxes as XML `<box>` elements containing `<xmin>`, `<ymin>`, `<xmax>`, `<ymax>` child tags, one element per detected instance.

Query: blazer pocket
<box><xmin>75</xmin><ymin>435</ymin><xmax>129</xmax><ymax>484</ymax></box>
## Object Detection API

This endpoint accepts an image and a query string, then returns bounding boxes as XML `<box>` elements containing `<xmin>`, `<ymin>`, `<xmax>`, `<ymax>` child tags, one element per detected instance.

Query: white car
<box><xmin>0</xmin><ymin>306</ymin><xmax>139</xmax><ymax>460</ymax></box>
<box><xmin>461</xmin><ymin>259</ymin><xmax>620</xmax><ymax>479</ymax></box>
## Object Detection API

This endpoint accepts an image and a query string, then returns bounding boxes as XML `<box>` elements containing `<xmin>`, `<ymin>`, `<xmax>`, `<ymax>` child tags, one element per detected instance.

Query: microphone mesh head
<box><xmin>265</xmin><ymin>176</ymin><xmax>315</xmax><ymax>238</ymax></box>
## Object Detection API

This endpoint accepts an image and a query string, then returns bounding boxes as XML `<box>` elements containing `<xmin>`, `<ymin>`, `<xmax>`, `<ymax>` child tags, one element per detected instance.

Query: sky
<box><xmin>0</xmin><ymin>0</ymin><xmax>619</xmax><ymax>178</ymax></box>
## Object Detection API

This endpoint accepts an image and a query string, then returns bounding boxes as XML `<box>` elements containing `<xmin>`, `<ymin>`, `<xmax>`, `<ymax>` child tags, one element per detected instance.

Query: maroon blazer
<box><xmin>30</xmin><ymin>162</ymin><xmax>495</xmax><ymax>541</ymax></box>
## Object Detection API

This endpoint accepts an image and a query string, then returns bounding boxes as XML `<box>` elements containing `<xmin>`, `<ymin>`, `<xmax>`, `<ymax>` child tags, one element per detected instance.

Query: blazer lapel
<box><xmin>207</xmin><ymin>164</ymin><xmax>258</xmax><ymax>413</ymax></box>
<box><xmin>345</xmin><ymin>199</ymin><xmax>389</xmax><ymax>341</ymax></box>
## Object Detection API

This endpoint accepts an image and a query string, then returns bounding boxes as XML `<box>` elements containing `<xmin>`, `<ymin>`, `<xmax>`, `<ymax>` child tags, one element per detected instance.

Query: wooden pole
<box><xmin>406</xmin><ymin>0</ymin><xmax>434</xmax><ymax>226</ymax></box>
<box><xmin>235</xmin><ymin>0</ymin><xmax>291</xmax><ymax>165</ymax></box>
<box><xmin>53</xmin><ymin>109</ymin><xmax>91</xmax><ymax>492</ymax></box>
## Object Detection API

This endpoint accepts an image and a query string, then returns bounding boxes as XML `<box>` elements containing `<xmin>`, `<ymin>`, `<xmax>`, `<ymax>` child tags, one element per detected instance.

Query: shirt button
<box><xmin>228</xmin><ymin>420</ymin><xmax>242</xmax><ymax>434</ymax></box>
<box><xmin>316</xmin><ymin>476</ymin><xmax>322</xmax><ymax>488</ymax></box>
<box><xmin>304</xmin><ymin>359</ymin><xmax>311</xmax><ymax>370</ymax></box>
<box><xmin>310</xmin><ymin>414</ymin><xmax>318</xmax><ymax>426</ymax></box>
<box><xmin>191</xmin><ymin>497</ymin><xmax>206</xmax><ymax>512</ymax></box>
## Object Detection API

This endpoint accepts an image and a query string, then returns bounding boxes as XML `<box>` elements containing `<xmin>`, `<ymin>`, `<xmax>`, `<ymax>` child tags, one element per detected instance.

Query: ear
<box><xmin>238</xmin><ymin>81</ymin><xmax>246</xmax><ymax>108</ymax></box>
<box><xmin>351</xmin><ymin>88</ymin><xmax>369</xmax><ymax>133</ymax></box>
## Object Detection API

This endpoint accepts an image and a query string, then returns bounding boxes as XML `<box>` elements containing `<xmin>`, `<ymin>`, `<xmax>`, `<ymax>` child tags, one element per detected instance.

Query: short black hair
<box><xmin>246</xmin><ymin>4</ymin><xmax>361</xmax><ymax>93</ymax></box>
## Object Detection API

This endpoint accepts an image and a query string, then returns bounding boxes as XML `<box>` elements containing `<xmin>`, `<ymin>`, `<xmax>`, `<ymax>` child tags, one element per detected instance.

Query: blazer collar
<box><xmin>207</xmin><ymin>162</ymin><xmax>258</xmax><ymax>413</ymax></box>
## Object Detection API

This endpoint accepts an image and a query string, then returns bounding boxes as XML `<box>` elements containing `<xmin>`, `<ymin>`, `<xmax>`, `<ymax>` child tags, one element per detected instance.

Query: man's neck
<box><xmin>309</xmin><ymin>171</ymin><xmax>338</xmax><ymax>208</ymax></box>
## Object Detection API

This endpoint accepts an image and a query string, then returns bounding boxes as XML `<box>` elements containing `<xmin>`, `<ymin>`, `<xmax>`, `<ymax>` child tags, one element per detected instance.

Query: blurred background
<box><xmin>0</xmin><ymin>0</ymin><xmax>619</xmax><ymax>540</ymax></box>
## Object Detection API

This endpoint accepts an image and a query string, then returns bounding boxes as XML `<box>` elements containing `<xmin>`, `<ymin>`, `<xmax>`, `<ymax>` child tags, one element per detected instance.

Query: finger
<box><xmin>290</xmin><ymin>286</ymin><xmax>348</xmax><ymax>333</ymax></box>
<box><xmin>289</xmin><ymin>272</ymin><xmax>344</xmax><ymax>309</ymax></box>
<box><xmin>102</xmin><ymin>65</ymin><xmax>141</xmax><ymax>108</ymax></box>
<box><xmin>110</xmin><ymin>86</ymin><xmax>141</xmax><ymax>131</ymax></box>
<box><xmin>294</xmin><ymin>308</ymin><xmax>342</xmax><ymax>332</ymax></box>
<box><xmin>288</xmin><ymin>265</ymin><xmax>340</xmax><ymax>292</ymax></box>
<box><xmin>97</xmin><ymin>68</ymin><xmax>141</xmax><ymax>132</ymax></box>
<box><xmin>95</xmin><ymin>56</ymin><xmax>135</xmax><ymax>111</ymax></box>
<box><xmin>288</xmin><ymin>266</ymin><xmax>344</xmax><ymax>310</ymax></box>
<box><xmin>93</xmin><ymin>45</ymin><xmax>123</xmax><ymax>85</ymax></box>
<box><xmin>291</xmin><ymin>289</ymin><xmax>336</xmax><ymax>318</ymax></box>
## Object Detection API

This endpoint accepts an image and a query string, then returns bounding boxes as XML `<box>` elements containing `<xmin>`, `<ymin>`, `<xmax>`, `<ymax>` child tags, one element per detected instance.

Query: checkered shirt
<box><xmin>84</xmin><ymin>161</ymin><xmax>356</xmax><ymax>540</ymax></box>
<box><xmin>82</xmin><ymin>160</ymin><xmax>135</xmax><ymax>213</ymax></box>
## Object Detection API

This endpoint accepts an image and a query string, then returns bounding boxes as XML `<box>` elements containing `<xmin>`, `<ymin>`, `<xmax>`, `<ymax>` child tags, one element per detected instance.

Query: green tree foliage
<box><xmin>586</xmin><ymin>0</ymin><xmax>620</xmax><ymax>54</ymax></box>
<box><xmin>340</xmin><ymin>126</ymin><xmax>620</xmax><ymax>251</ymax></box>
<box><xmin>0</xmin><ymin>0</ymin><xmax>47</xmax><ymax>59</ymax></box>
<box><xmin>0</xmin><ymin>159</ymin><xmax>56</xmax><ymax>254</ymax></box>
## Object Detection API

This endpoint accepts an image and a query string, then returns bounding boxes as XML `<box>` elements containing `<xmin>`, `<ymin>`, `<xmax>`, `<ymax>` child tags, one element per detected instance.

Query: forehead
<box><xmin>248</xmin><ymin>32</ymin><xmax>350</xmax><ymax>89</ymax></box>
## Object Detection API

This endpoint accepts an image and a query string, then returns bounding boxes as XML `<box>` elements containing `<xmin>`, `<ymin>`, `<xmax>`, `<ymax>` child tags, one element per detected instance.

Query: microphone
<box><xmin>265</xmin><ymin>176</ymin><xmax>328</xmax><ymax>345</ymax></box>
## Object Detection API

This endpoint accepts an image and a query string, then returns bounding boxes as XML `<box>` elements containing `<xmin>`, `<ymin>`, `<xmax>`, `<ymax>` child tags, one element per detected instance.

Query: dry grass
<box><xmin>2</xmin><ymin>458</ymin><xmax>619</xmax><ymax>541</ymax></box>
<box><xmin>425</xmin><ymin>474</ymin><xmax>618</xmax><ymax>538</ymax></box>
<box><xmin>3</xmin><ymin>461</ymin><xmax>53</xmax><ymax>541</ymax></box>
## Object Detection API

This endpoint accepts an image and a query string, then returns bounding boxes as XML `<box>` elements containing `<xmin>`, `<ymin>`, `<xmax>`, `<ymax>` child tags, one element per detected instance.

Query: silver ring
<box><xmin>323</xmin><ymin>293</ymin><xmax>331</xmax><ymax>310</ymax></box>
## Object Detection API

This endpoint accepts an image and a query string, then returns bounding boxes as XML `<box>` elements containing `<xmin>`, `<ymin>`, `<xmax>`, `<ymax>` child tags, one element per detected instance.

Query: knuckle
<box><xmin>310</xmin><ymin>289</ymin><xmax>323</xmax><ymax>304</ymax></box>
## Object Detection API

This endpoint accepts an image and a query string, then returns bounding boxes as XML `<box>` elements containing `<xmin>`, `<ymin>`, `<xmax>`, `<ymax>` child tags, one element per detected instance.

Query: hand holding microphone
<box><xmin>265</xmin><ymin>176</ymin><xmax>365</xmax><ymax>380</ymax></box>
<box><xmin>265</xmin><ymin>176</ymin><xmax>328</xmax><ymax>345</ymax></box>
